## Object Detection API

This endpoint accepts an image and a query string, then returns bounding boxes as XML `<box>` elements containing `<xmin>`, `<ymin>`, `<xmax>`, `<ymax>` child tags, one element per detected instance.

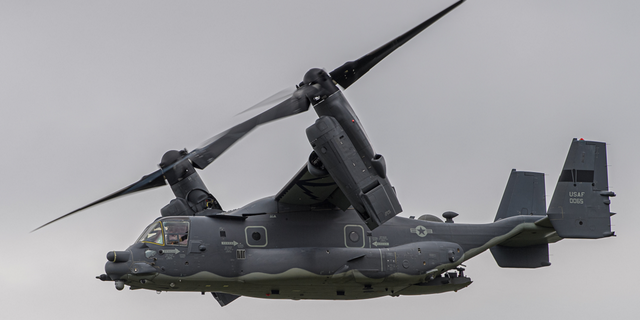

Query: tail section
<box><xmin>489</xmin><ymin>139</ymin><xmax>616</xmax><ymax>268</ymax></box>
<box><xmin>494</xmin><ymin>170</ymin><xmax>546</xmax><ymax>221</ymax></box>
<box><xmin>547</xmin><ymin>139</ymin><xmax>616</xmax><ymax>239</ymax></box>
<box><xmin>491</xmin><ymin>170</ymin><xmax>549</xmax><ymax>268</ymax></box>
<box><xmin>491</xmin><ymin>244</ymin><xmax>550</xmax><ymax>269</ymax></box>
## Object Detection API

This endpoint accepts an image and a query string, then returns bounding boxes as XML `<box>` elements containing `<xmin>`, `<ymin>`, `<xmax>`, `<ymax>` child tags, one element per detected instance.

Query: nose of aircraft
<box><xmin>99</xmin><ymin>250</ymin><xmax>158</xmax><ymax>290</ymax></box>
<box><xmin>104</xmin><ymin>251</ymin><xmax>133</xmax><ymax>290</ymax></box>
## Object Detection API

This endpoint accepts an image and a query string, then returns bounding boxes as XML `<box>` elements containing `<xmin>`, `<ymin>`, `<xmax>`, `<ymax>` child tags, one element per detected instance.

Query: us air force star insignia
<box><xmin>415</xmin><ymin>225</ymin><xmax>428</xmax><ymax>237</ymax></box>
<box><xmin>410</xmin><ymin>225</ymin><xmax>432</xmax><ymax>237</ymax></box>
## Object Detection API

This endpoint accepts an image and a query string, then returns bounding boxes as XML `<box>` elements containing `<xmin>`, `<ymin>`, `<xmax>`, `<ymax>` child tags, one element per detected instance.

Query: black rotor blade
<box><xmin>236</xmin><ymin>87</ymin><xmax>296</xmax><ymax>115</ymax></box>
<box><xmin>33</xmin><ymin>87</ymin><xmax>311</xmax><ymax>231</ymax></box>
<box><xmin>190</xmin><ymin>86</ymin><xmax>311</xmax><ymax>169</ymax></box>
<box><xmin>33</xmin><ymin>3</ymin><xmax>462</xmax><ymax>231</ymax></box>
<box><xmin>330</xmin><ymin>0</ymin><xmax>465</xmax><ymax>89</ymax></box>
<box><xmin>32</xmin><ymin>170</ymin><xmax>166</xmax><ymax>232</ymax></box>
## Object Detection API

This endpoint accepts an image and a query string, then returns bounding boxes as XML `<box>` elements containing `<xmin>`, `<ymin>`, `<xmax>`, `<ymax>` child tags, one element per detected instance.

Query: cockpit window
<box><xmin>138</xmin><ymin>221</ymin><xmax>164</xmax><ymax>245</ymax></box>
<box><xmin>138</xmin><ymin>219</ymin><xmax>189</xmax><ymax>246</ymax></box>
<box><xmin>164</xmin><ymin>219</ymin><xmax>189</xmax><ymax>246</ymax></box>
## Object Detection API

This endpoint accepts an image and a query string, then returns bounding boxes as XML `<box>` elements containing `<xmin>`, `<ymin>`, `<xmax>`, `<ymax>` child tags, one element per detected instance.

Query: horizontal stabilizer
<box><xmin>547</xmin><ymin>139</ymin><xmax>615</xmax><ymax>239</ymax></box>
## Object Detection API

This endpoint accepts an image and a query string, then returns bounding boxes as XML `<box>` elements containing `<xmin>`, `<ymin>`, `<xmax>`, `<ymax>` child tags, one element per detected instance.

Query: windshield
<box><xmin>137</xmin><ymin>219</ymin><xmax>189</xmax><ymax>246</ymax></box>
<box><xmin>138</xmin><ymin>221</ymin><xmax>165</xmax><ymax>245</ymax></box>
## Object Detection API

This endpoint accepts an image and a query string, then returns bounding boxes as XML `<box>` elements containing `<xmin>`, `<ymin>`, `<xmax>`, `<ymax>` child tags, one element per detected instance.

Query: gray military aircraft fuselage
<box><xmin>37</xmin><ymin>1</ymin><xmax>616</xmax><ymax>307</ymax></box>
<box><xmin>110</xmin><ymin>201</ymin><xmax>538</xmax><ymax>302</ymax></box>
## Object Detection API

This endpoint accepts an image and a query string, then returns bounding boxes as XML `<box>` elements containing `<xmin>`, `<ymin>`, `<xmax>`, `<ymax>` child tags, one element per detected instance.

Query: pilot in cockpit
<box><xmin>165</xmin><ymin>222</ymin><xmax>189</xmax><ymax>245</ymax></box>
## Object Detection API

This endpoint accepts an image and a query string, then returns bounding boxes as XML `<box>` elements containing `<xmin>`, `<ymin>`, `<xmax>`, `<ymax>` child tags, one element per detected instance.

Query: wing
<box><xmin>275</xmin><ymin>165</ymin><xmax>351</xmax><ymax>211</ymax></box>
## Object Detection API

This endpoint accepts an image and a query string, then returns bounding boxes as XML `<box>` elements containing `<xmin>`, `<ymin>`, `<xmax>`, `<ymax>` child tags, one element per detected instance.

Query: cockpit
<box><xmin>137</xmin><ymin>218</ymin><xmax>190</xmax><ymax>246</ymax></box>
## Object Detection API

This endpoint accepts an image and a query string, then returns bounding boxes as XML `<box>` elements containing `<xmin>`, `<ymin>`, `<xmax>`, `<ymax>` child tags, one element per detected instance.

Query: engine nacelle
<box><xmin>159</xmin><ymin>150</ymin><xmax>221</xmax><ymax>216</ymax></box>
<box><xmin>306</xmin><ymin>116</ymin><xmax>401</xmax><ymax>230</ymax></box>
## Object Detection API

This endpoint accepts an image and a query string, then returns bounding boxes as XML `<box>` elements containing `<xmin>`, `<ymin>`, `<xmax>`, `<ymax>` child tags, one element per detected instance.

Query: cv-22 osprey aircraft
<box><xmin>35</xmin><ymin>0</ymin><xmax>616</xmax><ymax>306</ymax></box>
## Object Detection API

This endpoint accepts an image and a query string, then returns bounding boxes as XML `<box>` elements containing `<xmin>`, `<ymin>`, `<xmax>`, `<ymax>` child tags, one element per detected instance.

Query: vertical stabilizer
<box><xmin>547</xmin><ymin>139</ymin><xmax>615</xmax><ymax>239</ymax></box>
<box><xmin>494</xmin><ymin>170</ymin><xmax>546</xmax><ymax>221</ymax></box>
<box><xmin>491</xmin><ymin>170</ymin><xmax>549</xmax><ymax>268</ymax></box>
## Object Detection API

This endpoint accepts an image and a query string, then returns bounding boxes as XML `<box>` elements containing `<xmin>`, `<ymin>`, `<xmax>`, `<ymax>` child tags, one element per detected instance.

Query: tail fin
<box><xmin>494</xmin><ymin>170</ymin><xmax>546</xmax><ymax>221</ymax></box>
<box><xmin>547</xmin><ymin>139</ymin><xmax>616</xmax><ymax>239</ymax></box>
<box><xmin>491</xmin><ymin>170</ymin><xmax>550</xmax><ymax>268</ymax></box>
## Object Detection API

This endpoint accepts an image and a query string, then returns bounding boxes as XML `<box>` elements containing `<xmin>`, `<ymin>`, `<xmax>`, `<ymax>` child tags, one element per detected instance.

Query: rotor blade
<box><xmin>32</xmin><ymin>170</ymin><xmax>167</xmax><ymax>232</ymax></box>
<box><xmin>190</xmin><ymin>87</ymin><xmax>312</xmax><ymax>169</ymax></box>
<box><xmin>236</xmin><ymin>87</ymin><xmax>297</xmax><ymax>115</ymax></box>
<box><xmin>330</xmin><ymin>0</ymin><xmax>465</xmax><ymax>89</ymax></box>
<box><xmin>32</xmin><ymin>2</ymin><xmax>459</xmax><ymax>231</ymax></box>
<box><xmin>34</xmin><ymin>87</ymin><xmax>311</xmax><ymax>231</ymax></box>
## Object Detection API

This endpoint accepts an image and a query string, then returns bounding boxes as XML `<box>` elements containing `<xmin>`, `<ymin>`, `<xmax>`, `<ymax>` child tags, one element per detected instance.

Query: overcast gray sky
<box><xmin>1</xmin><ymin>0</ymin><xmax>639</xmax><ymax>319</ymax></box>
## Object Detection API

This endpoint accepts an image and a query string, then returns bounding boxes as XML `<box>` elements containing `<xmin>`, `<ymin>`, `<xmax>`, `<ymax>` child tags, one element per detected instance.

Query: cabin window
<box><xmin>164</xmin><ymin>219</ymin><xmax>189</xmax><ymax>246</ymax></box>
<box><xmin>138</xmin><ymin>219</ymin><xmax>189</xmax><ymax>246</ymax></box>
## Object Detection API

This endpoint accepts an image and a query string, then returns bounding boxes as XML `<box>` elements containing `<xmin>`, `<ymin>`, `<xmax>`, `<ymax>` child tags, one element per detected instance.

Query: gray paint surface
<box><xmin>1</xmin><ymin>0</ymin><xmax>638</xmax><ymax>319</ymax></box>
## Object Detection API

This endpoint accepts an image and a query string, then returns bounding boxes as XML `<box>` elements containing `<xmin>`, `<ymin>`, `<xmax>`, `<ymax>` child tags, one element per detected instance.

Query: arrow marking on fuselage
<box><xmin>372</xmin><ymin>241</ymin><xmax>389</xmax><ymax>247</ymax></box>
<box><xmin>221</xmin><ymin>241</ymin><xmax>239</xmax><ymax>246</ymax></box>
<box><xmin>162</xmin><ymin>248</ymin><xmax>180</xmax><ymax>254</ymax></box>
